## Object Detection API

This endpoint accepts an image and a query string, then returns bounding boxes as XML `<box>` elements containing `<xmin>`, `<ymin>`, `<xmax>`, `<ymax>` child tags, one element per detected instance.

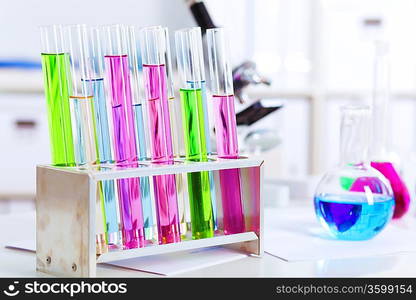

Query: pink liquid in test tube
<box><xmin>143</xmin><ymin>64</ymin><xmax>181</xmax><ymax>244</ymax></box>
<box><xmin>213</xmin><ymin>94</ymin><xmax>245</xmax><ymax>234</ymax></box>
<box><xmin>105</xmin><ymin>55</ymin><xmax>144</xmax><ymax>249</ymax></box>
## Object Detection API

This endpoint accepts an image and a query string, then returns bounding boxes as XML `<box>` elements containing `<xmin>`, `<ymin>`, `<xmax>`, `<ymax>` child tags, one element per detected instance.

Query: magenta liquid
<box><xmin>142</xmin><ymin>64</ymin><xmax>180</xmax><ymax>244</ymax></box>
<box><xmin>371</xmin><ymin>161</ymin><xmax>410</xmax><ymax>219</ymax></box>
<box><xmin>105</xmin><ymin>55</ymin><xmax>144</xmax><ymax>248</ymax></box>
<box><xmin>213</xmin><ymin>94</ymin><xmax>245</xmax><ymax>234</ymax></box>
<box><xmin>349</xmin><ymin>176</ymin><xmax>384</xmax><ymax>193</ymax></box>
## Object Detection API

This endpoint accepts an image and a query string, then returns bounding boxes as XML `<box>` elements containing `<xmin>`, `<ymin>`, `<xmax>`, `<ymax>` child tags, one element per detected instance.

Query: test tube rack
<box><xmin>36</xmin><ymin>157</ymin><xmax>264</xmax><ymax>277</ymax></box>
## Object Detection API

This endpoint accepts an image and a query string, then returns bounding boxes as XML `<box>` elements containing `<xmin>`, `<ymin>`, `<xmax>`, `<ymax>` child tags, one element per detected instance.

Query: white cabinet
<box><xmin>0</xmin><ymin>93</ymin><xmax>50</xmax><ymax>197</ymax></box>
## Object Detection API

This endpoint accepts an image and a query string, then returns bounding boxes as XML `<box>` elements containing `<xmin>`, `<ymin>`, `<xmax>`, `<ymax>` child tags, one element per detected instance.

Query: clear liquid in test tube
<box><xmin>163</xmin><ymin>27</ymin><xmax>191</xmax><ymax>236</ymax></box>
<box><xmin>64</xmin><ymin>24</ymin><xmax>108</xmax><ymax>253</ymax></box>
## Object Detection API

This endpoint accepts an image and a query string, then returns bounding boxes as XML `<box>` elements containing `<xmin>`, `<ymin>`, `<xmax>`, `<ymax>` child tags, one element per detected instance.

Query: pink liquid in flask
<box><xmin>371</xmin><ymin>161</ymin><xmax>410</xmax><ymax>219</ymax></box>
<box><xmin>347</xmin><ymin>162</ymin><xmax>410</xmax><ymax>219</ymax></box>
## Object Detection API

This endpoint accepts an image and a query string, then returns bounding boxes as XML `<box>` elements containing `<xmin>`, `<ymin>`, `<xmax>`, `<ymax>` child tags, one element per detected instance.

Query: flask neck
<box><xmin>371</xmin><ymin>40</ymin><xmax>390</xmax><ymax>160</ymax></box>
<box><xmin>339</xmin><ymin>105</ymin><xmax>371</xmax><ymax>166</ymax></box>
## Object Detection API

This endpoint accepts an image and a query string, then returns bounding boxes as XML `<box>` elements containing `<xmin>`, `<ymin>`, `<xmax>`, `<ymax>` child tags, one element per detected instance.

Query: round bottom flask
<box><xmin>314</xmin><ymin>106</ymin><xmax>394</xmax><ymax>240</ymax></box>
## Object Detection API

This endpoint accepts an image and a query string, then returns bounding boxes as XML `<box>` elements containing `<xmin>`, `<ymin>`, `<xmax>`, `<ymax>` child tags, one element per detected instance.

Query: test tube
<box><xmin>40</xmin><ymin>25</ymin><xmax>75</xmax><ymax>166</ymax></box>
<box><xmin>180</xmin><ymin>27</ymin><xmax>218</xmax><ymax>230</ymax></box>
<box><xmin>206</xmin><ymin>28</ymin><xmax>245</xmax><ymax>234</ymax></box>
<box><xmin>139</xmin><ymin>26</ymin><xmax>181</xmax><ymax>244</ymax></box>
<box><xmin>102</xmin><ymin>24</ymin><xmax>145</xmax><ymax>249</ymax></box>
<box><xmin>88</xmin><ymin>26</ymin><xmax>121</xmax><ymax>247</ymax></box>
<box><xmin>64</xmin><ymin>25</ymin><xmax>97</xmax><ymax>166</ymax></box>
<box><xmin>63</xmin><ymin>24</ymin><xmax>107</xmax><ymax>254</ymax></box>
<box><xmin>126</xmin><ymin>26</ymin><xmax>156</xmax><ymax>241</ymax></box>
<box><xmin>164</xmin><ymin>27</ymin><xmax>190</xmax><ymax>236</ymax></box>
<box><xmin>197</xmin><ymin>28</ymin><xmax>218</xmax><ymax>232</ymax></box>
<box><xmin>175</xmin><ymin>27</ymin><xmax>214</xmax><ymax>239</ymax></box>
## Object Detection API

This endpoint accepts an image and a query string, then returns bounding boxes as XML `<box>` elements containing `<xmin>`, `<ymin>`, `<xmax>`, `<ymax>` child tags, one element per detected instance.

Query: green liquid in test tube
<box><xmin>184</xmin><ymin>27</ymin><xmax>218</xmax><ymax>231</ymax></box>
<box><xmin>176</xmin><ymin>27</ymin><xmax>214</xmax><ymax>239</ymax></box>
<box><xmin>179</xmin><ymin>88</ymin><xmax>214</xmax><ymax>238</ymax></box>
<box><xmin>188</xmin><ymin>79</ymin><xmax>218</xmax><ymax>231</ymax></box>
<box><xmin>41</xmin><ymin>51</ymin><xmax>75</xmax><ymax>166</ymax></box>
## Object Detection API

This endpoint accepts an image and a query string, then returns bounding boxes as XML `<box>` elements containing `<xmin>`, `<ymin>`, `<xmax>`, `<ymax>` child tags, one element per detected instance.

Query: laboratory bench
<box><xmin>1</xmin><ymin>206</ymin><xmax>416</xmax><ymax>278</ymax></box>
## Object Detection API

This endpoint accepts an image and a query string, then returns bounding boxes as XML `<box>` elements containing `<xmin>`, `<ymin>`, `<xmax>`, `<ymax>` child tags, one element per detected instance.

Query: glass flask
<box><xmin>370</xmin><ymin>41</ymin><xmax>410</xmax><ymax>219</ymax></box>
<box><xmin>314</xmin><ymin>105</ymin><xmax>394</xmax><ymax>241</ymax></box>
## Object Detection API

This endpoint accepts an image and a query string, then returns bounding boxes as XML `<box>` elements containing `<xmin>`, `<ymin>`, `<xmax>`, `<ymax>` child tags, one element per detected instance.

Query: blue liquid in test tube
<box><xmin>133</xmin><ymin>103</ymin><xmax>155</xmax><ymax>240</ymax></box>
<box><xmin>91</xmin><ymin>78</ymin><xmax>120</xmax><ymax>246</ymax></box>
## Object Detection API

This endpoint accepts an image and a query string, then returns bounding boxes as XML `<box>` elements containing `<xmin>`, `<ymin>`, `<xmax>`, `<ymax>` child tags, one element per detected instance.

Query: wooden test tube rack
<box><xmin>36</xmin><ymin>157</ymin><xmax>264</xmax><ymax>277</ymax></box>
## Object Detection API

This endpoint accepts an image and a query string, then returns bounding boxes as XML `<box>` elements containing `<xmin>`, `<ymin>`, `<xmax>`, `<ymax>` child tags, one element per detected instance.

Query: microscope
<box><xmin>187</xmin><ymin>0</ymin><xmax>283</xmax><ymax>154</ymax></box>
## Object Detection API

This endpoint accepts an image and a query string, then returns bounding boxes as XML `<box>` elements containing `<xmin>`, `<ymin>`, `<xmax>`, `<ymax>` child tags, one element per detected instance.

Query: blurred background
<box><xmin>1</xmin><ymin>0</ymin><xmax>416</xmax><ymax>212</ymax></box>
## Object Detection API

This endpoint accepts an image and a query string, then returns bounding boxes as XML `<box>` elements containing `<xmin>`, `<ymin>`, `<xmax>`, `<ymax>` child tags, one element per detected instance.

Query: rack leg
<box><xmin>36</xmin><ymin>166</ymin><xmax>96</xmax><ymax>277</ymax></box>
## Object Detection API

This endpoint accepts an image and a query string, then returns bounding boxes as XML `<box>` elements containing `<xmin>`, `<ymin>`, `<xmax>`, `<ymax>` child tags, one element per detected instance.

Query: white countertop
<box><xmin>1</xmin><ymin>209</ymin><xmax>416</xmax><ymax>278</ymax></box>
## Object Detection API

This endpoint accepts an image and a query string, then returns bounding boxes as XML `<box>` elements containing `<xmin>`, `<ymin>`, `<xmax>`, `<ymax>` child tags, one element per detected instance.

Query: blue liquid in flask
<box><xmin>314</xmin><ymin>194</ymin><xmax>394</xmax><ymax>240</ymax></box>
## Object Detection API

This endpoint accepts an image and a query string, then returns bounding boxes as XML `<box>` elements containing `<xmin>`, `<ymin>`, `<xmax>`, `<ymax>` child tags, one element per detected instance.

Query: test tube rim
<box><xmin>101</xmin><ymin>24</ymin><xmax>129</xmax><ymax>56</ymax></box>
<box><xmin>139</xmin><ymin>25</ymin><xmax>168</xmax><ymax>66</ymax></box>
<box><xmin>206</xmin><ymin>27</ymin><xmax>234</xmax><ymax>96</ymax></box>
<box><xmin>40</xmin><ymin>24</ymin><xmax>66</xmax><ymax>54</ymax></box>
<box><xmin>63</xmin><ymin>24</ymin><xmax>93</xmax><ymax>98</ymax></box>
<box><xmin>175</xmin><ymin>27</ymin><xmax>205</xmax><ymax>88</ymax></box>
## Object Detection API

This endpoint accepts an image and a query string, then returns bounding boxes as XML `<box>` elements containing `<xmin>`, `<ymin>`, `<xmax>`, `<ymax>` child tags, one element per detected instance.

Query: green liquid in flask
<box><xmin>41</xmin><ymin>53</ymin><xmax>75</xmax><ymax>166</ymax></box>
